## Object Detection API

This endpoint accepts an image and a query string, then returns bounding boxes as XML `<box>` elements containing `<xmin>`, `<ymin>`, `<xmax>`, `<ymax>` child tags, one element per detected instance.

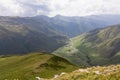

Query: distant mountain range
<box><xmin>0</xmin><ymin>14</ymin><xmax>120</xmax><ymax>54</ymax></box>
<box><xmin>33</xmin><ymin>14</ymin><xmax>120</xmax><ymax>37</ymax></box>
<box><xmin>54</xmin><ymin>25</ymin><xmax>120</xmax><ymax>66</ymax></box>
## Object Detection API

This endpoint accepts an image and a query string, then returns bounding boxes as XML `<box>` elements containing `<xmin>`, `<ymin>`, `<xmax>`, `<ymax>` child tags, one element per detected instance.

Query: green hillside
<box><xmin>0</xmin><ymin>52</ymin><xmax>78</xmax><ymax>80</ymax></box>
<box><xmin>43</xmin><ymin>64</ymin><xmax>120</xmax><ymax>80</ymax></box>
<box><xmin>0</xmin><ymin>16</ymin><xmax>67</xmax><ymax>54</ymax></box>
<box><xmin>53</xmin><ymin>25</ymin><xmax>120</xmax><ymax>66</ymax></box>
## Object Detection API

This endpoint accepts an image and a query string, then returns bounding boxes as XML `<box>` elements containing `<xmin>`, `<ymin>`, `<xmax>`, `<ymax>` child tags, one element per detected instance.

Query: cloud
<box><xmin>0</xmin><ymin>0</ymin><xmax>24</xmax><ymax>16</ymax></box>
<box><xmin>48</xmin><ymin>0</ymin><xmax>120</xmax><ymax>16</ymax></box>
<box><xmin>0</xmin><ymin>0</ymin><xmax>120</xmax><ymax>17</ymax></box>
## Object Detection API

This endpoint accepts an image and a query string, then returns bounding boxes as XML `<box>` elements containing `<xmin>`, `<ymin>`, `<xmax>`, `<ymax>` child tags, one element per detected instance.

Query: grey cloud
<box><xmin>16</xmin><ymin>0</ymin><xmax>51</xmax><ymax>16</ymax></box>
<box><xmin>0</xmin><ymin>0</ymin><xmax>120</xmax><ymax>17</ymax></box>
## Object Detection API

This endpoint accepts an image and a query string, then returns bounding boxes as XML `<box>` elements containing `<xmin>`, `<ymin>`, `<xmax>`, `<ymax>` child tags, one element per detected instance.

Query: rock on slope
<box><xmin>42</xmin><ymin>64</ymin><xmax>120</xmax><ymax>80</ymax></box>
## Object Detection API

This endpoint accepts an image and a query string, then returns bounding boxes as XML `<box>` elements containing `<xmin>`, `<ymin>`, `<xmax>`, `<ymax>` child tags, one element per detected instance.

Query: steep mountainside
<box><xmin>0</xmin><ymin>52</ymin><xmax>78</xmax><ymax>80</ymax></box>
<box><xmin>0</xmin><ymin>15</ymin><xmax>120</xmax><ymax>54</ymax></box>
<box><xmin>33</xmin><ymin>14</ymin><xmax>120</xmax><ymax>37</ymax></box>
<box><xmin>43</xmin><ymin>64</ymin><xmax>120</xmax><ymax>80</ymax></box>
<box><xmin>0</xmin><ymin>16</ymin><xmax>67</xmax><ymax>54</ymax></box>
<box><xmin>53</xmin><ymin>25</ymin><xmax>120</xmax><ymax>66</ymax></box>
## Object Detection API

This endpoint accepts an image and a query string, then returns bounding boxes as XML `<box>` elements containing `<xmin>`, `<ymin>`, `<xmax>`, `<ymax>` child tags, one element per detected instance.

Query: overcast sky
<box><xmin>0</xmin><ymin>0</ymin><xmax>120</xmax><ymax>17</ymax></box>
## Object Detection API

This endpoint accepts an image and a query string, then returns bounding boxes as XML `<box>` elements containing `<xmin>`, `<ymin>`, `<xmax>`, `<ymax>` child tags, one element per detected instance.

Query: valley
<box><xmin>54</xmin><ymin>25</ymin><xmax>120</xmax><ymax>66</ymax></box>
<box><xmin>0</xmin><ymin>0</ymin><xmax>120</xmax><ymax>80</ymax></box>
<box><xmin>0</xmin><ymin>15</ymin><xmax>120</xmax><ymax>80</ymax></box>
<box><xmin>0</xmin><ymin>15</ymin><xmax>120</xmax><ymax>54</ymax></box>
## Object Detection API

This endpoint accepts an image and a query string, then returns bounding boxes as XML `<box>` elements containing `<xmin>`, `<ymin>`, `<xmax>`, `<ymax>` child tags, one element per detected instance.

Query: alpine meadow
<box><xmin>0</xmin><ymin>0</ymin><xmax>120</xmax><ymax>80</ymax></box>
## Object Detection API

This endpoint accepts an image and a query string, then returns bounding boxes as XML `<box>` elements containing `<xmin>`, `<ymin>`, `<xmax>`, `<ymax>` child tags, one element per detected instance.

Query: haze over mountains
<box><xmin>0</xmin><ymin>14</ymin><xmax>120</xmax><ymax>54</ymax></box>
<box><xmin>33</xmin><ymin>14</ymin><xmax>120</xmax><ymax>37</ymax></box>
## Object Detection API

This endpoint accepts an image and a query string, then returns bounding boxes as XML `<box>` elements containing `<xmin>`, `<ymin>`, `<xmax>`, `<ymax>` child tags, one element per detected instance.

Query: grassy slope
<box><xmin>43</xmin><ymin>64</ymin><xmax>120</xmax><ymax>80</ymax></box>
<box><xmin>0</xmin><ymin>17</ymin><xmax>68</xmax><ymax>54</ymax></box>
<box><xmin>0</xmin><ymin>52</ymin><xmax>78</xmax><ymax>80</ymax></box>
<box><xmin>53</xmin><ymin>25</ymin><xmax>120</xmax><ymax>66</ymax></box>
<box><xmin>53</xmin><ymin>36</ymin><xmax>92</xmax><ymax>67</ymax></box>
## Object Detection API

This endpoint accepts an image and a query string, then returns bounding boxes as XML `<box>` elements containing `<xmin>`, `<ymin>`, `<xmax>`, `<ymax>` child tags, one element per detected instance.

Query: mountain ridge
<box><xmin>33</xmin><ymin>14</ymin><xmax>120</xmax><ymax>37</ymax></box>
<box><xmin>0</xmin><ymin>16</ymin><xmax>68</xmax><ymax>54</ymax></box>
<box><xmin>0</xmin><ymin>14</ymin><xmax>120</xmax><ymax>54</ymax></box>
<box><xmin>0</xmin><ymin>52</ymin><xmax>78</xmax><ymax>80</ymax></box>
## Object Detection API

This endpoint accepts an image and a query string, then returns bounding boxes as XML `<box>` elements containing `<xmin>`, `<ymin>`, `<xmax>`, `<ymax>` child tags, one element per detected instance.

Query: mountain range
<box><xmin>33</xmin><ymin>14</ymin><xmax>120</xmax><ymax>37</ymax></box>
<box><xmin>0</xmin><ymin>14</ymin><xmax>120</xmax><ymax>54</ymax></box>
<box><xmin>0</xmin><ymin>16</ymin><xmax>67</xmax><ymax>54</ymax></box>
<box><xmin>0</xmin><ymin>14</ymin><xmax>120</xmax><ymax>80</ymax></box>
